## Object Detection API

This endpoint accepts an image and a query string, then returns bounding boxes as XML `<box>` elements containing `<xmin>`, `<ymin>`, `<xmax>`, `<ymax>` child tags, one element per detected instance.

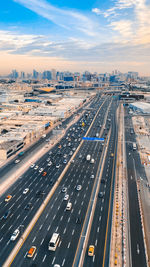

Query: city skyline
<box><xmin>0</xmin><ymin>0</ymin><xmax>150</xmax><ymax>75</ymax></box>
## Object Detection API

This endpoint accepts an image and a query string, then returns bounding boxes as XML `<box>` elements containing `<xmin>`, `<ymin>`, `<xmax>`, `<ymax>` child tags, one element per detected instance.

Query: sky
<box><xmin>0</xmin><ymin>0</ymin><xmax>150</xmax><ymax>75</ymax></box>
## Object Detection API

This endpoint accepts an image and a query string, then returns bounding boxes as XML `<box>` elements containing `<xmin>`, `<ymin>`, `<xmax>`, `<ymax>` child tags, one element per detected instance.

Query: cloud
<box><xmin>109</xmin><ymin>20</ymin><xmax>133</xmax><ymax>38</ymax></box>
<box><xmin>13</xmin><ymin>0</ymin><xmax>98</xmax><ymax>37</ymax></box>
<box><xmin>92</xmin><ymin>0</ymin><xmax>150</xmax><ymax>45</ymax></box>
<box><xmin>0</xmin><ymin>29</ymin><xmax>150</xmax><ymax>66</ymax></box>
<box><xmin>92</xmin><ymin>8</ymin><xmax>102</xmax><ymax>15</ymax></box>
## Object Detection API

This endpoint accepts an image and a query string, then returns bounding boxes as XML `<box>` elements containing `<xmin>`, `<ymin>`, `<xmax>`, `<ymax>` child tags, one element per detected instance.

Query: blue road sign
<box><xmin>82</xmin><ymin>137</ymin><xmax>104</xmax><ymax>141</ymax></box>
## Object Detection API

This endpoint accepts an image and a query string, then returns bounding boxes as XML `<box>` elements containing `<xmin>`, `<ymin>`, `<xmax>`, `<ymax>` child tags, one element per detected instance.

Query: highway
<box><xmin>83</xmin><ymin>100</ymin><xmax>118</xmax><ymax>267</ymax></box>
<box><xmin>0</xmin><ymin>93</ymin><xmax>105</xmax><ymax>265</ymax></box>
<box><xmin>7</xmin><ymin>95</ymin><xmax>118</xmax><ymax>267</ymax></box>
<box><xmin>124</xmin><ymin>108</ymin><xmax>147</xmax><ymax>267</ymax></box>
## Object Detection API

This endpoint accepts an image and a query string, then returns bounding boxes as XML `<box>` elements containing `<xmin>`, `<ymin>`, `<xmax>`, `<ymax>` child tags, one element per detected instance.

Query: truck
<box><xmin>86</xmin><ymin>155</ymin><xmax>91</xmax><ymax>161</ymax></box>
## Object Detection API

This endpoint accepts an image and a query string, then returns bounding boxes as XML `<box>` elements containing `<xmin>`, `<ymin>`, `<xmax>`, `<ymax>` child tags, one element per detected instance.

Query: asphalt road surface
<box><xmin>125</xmin><ymin>108</ymin><xmax>147</xmax><ymax>267</ymax></box>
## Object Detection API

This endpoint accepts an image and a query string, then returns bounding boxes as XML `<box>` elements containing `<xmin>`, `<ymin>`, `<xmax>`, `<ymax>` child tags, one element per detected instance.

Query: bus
<box><xmin>48</xmin><ymin>233</ymin><xmax>60</xmax><ymax>251</ymax></box>
<box><xmin>133</xmin><ymin>142</ymin><xmax>137</xmax><ymax>151</ymax></box>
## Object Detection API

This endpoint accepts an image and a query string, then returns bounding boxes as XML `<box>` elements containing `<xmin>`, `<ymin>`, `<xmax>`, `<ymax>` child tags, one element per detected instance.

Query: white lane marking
<box><xmin>17</xmin><ymin>214</ymin><xmax>20</xmax><ymax>220</ymax></box>
<box><xmin>33</xmin><ymin>252</ymin><xmax>37</xmax><ymax>261</ymax></box>
<box><xmin>101</xmin><ymin>206</ymin><xmax>103</xmax><ymax>211</ymax></box>
<box><xmin>67</xmin><ymin>242</ymin><xmax>71</xmax><ymax>248</ymax></box>
<box><xmin>62</xmin><ymin>258</ymin><xmax>66</xmax><ymax>266</ymax></box>
<box><xmin>95</xmin><ymin>239</ymin><xmax>98</xmax><ymax>246</ymax></box>
<box><xmin>68</xmin><ymin>217</ymin><xmax>70</xmax><ymax>223</ymax></box>
<box><xmin>47</xmin><ymin>224</ymin><xmax>51</xmax><ymax>231</ymax></box>
<box><xmin>8</xmin><ymin>225</ymin><xmax>13</xmax><ymax>230</ymax></box>
<box><xmin>16</xmin><ymin>196</ymin><xmax>21</xmax><ymax>202</ymax></box>
<box><xmin>39</xmin><ymin>224</ymin><xmax>43</xmax><ymax>230</ymax></box>
<box><xmin>53</xmin><ymin>214</ymin><xmax>56</xmax><ymax>220</ymax></box>
<box><xmin>72</xmin><ymin>229</ymin><xmax>75</xmax><ymax>235</ymax></box>
<box><xmin>52</xmin><ymin>257</ymin><xmax>56</xmax><ymax>265</ymax></box>
<box><xmin>46</xmin><ymin>213</ymin><xmax>49</xmax><ymax>219</ymax></box>
<box><xmin>60</xmin><ymin>215</ymin><xmax>63</xmax><ymax>221</ymax></box>
<box><xmin>63</xmin><ymin>228</ymin><xmax>66</xmax><ymax>234</ymax></box>
<box><xmin>1</xmin><ymin>224</ymin><xmax>5</xmax><ymax>229</ymax></box>
<box><xmin>0</xmin><ymin>237</ymin><xmax>3</xmax><ymax>242</ymax></box>
<box><xmin>24</xmin><ymin>252</ymin><xmax>27</xmax><ymax>258</ymax></box>
<box><xmin>93</xmin><ymin>255</ymin><xmax>95</xmax><ymax>262</ymax></box>
<box><xmin>78</xmin><ymin>210</ymin><xmax>81</xmax><ymax>215</ymax></box>
<box><xmin>102</xmin><ymin>198</ymin><xmax>104</xmax><ymax>203</ymax></box>
<box><xmin>9</xmin><ymin>203</ymin><xmax>15</xmax><ymax>209</ymax></box>
<box><xmin>99</xmin><ymin>215</ymin><xmax>101</xmax><ymax>221</ymax></box>
<box><xmin>7</xmin><ymin>240</ymin><xmax>10</xmax><ymax>246</ymax></box>
<box><xmin>32</xmin><ymin>236</ymin><xmax>36</xmax><ymax>243</ymax></box>
<box><xmin>23</xmin><ymin>215</ymin><xmax>27</xmax><ymax>221</ymax></box>
<box><xmin>55</xmin><ymin>226</ymin><xmax>58</xmax><ymax>232</ymax></box>
<box><xmin>97</xmin><ymin>227</ymin><xmax>100</xmax><ymax>233</ymax></box>
<box><xmin>42</xmin><ymin>254</ymin><xmax>47</xmax><ymax>262</ymax></box>
<box><xmin>41</xmin><ymin>238</ymin><xmax>44</xmax><ymax>245</ymax></box>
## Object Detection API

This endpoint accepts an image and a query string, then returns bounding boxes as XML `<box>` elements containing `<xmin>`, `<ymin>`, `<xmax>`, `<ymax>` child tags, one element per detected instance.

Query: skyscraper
<box><xmin>33</xmin><ymin>69</ymin><xmax>39</xmax><ymax>79</ymax></box>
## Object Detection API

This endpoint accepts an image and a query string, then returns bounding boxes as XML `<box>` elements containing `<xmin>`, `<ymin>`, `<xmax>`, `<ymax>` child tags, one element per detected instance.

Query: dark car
<box><xmin>76</xmin><ymin>217</ymin><xmax>82</xmax><ymax>224</ymax></box>
<box><xmin>98</xmin><ymin>192</ymin><xmax>104</xmax><ymax>198</ymax></box>
<box><xmin>3</xmin><ymin>210</ymin><xmax>11</xmax><ymax>219</ymax></box>
<box><xmin>36</xmin><ymin>191</ymin><xmax>45</xmax><ymax>197</ymax></box>
<box><xmin>50</xmin><ymin>179</ymin><xmax>54</xmax><ymax>185</ymax></box>
<box><xmin>25</xmin><ymin>203</ymin><xmax>32</xmax><ymax>210</ymax></box>
<box><xmin>101</xmin><ymin>179</ymin><xmax>105</xmax><ymax>184</ymax></box>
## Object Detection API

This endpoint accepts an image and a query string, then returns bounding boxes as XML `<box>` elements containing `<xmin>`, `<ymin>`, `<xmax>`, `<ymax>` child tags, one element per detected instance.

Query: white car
<box><xmin>91</xmin><ymin>174</ymin><xmax>94</xmax><ymax>179</ymax></box>
<box><xmin>64</xmin><ymin>194</ymin><xmax>69</xmax><ymax>201</ymax></box>
<box><xmin>39</xmin><ymin>168</ymin><xmax>44</xmax><ymax>173</ymax></box>
<box><xmin>15</xmin><ymin>159</ymin><xmax>20</xmax><ymax>164</ymax></box>
<box><xmin>56</xmin><ymin>164</ymin><xmax>60</xmax><ymax>169</ymax></box>
<box><xmin>34</xmin><ymin>165</ymin><xmax>38</xmax><ymax>170</ymax></box>
<box><xmin>47</xmin><ymin>158</ymin><xmax>50</xmax><ymax>162</ymax></box>
<box><xmin>66</xmin><ymin>202</ymin><xmax>72</xmax><ymax>210</ymax></box>
<box><xmin>90</xmin><ymin>159</ymin><xmax>95</xmax><ymax>164</ymax></box>
<box><xmin>76</xmin><ymin>185</ymin><xmax>82</xmax><ymax>191</ymax></box>
<box><xmin>23</xmin><ymin>188</ymin><xmax>29</xmax><ymax>194</ymax></box>
<box><xmin>47</xmin><ymin>161</ymin><xmax>52</xmax><ymax>166</ymax></box>
<box><xmin>10</xmin><ymin>229</ymin><xmax>20</xmax><ymax>241</ymax></box>
<box><xmin>61</xmin><ymin>187</ymin><xmax>67</xmax><ymax>193</ymax></box>
<box><xmin>30</xmin><ymin>164</ymin><xmax>35</xmax><ymax>168</ymax></box>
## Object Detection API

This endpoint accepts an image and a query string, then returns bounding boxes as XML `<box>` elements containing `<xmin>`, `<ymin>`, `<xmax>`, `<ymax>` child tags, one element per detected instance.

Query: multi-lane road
<box><xmin>0</xmin><ymin>94</ymin><xmax>148</xmax><ymax>267</ymax></box>
<box><xmin>125</xmin><ymin>109</ymin><xmax>147</xmax><ymax>267</ymax></box>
